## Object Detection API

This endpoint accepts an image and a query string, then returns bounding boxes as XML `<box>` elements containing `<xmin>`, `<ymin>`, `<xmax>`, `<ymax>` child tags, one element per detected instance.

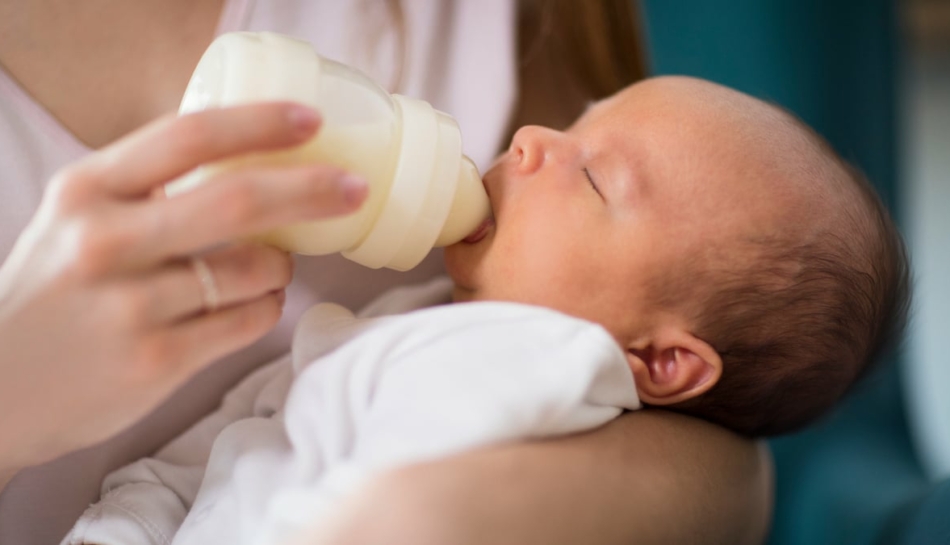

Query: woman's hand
<box><xmin>0</xmin><ymin>102</ymin><xmax>366</xmax><ymax>480</ymax></box>
<box><xmin>295</xmin><ymin>411</ymin><xmax>773</xmax><ymax>545</ymax></box>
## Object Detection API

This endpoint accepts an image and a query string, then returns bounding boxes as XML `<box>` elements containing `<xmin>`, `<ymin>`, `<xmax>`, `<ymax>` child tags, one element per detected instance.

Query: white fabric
<box><xmin>61</xmin><ymin>278</ymin><xmax>640</xmax><ymax>545</ymax></box>
<box><xmin>0</xmin><ymin>2</ymin><xmax>517</xmax><ymax>544</ymax></box>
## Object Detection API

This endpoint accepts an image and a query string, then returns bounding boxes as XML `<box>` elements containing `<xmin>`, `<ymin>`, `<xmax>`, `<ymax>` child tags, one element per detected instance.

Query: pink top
<box><xmin>0</xmin><ymin>2</ymin><xmax>516</xmax><ymax>543</ymax></box>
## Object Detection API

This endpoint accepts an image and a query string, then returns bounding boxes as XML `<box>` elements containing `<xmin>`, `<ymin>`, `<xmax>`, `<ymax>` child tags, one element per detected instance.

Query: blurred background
<box><xmin>639</xmin><ymin>0</ymin><xmax>949</xmax><ymax>543</ymax></box>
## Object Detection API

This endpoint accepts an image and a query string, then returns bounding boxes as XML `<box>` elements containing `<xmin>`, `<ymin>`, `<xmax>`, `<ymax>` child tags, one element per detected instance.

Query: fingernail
<box><xmin>339</xmin><ymin>174</ymin><xmax>368</xmax><ymax>206</ymax></box>
<box><xmin>287</xmin><ymin>105</ymin><xmax>320</xmax><ymax>135</ymax></box>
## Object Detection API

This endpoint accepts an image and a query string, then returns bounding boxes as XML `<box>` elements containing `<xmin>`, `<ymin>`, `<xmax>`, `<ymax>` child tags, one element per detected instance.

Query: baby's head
<box><xmin>445</xmin><ymin>76</ymin><xmax>909</xmax><ymax>437</ymax></box>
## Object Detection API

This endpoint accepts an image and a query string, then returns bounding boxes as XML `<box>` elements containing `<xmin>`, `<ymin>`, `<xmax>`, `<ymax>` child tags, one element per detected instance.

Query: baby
<box><xmin>63</xmin><ymin>76</ymin><xmax>909</xmax><ymax>545</ymax></box>
<box><xmin>446</xmin><ymin>75</ymin><xmax>910</xmax><ymax>435</ymax></box>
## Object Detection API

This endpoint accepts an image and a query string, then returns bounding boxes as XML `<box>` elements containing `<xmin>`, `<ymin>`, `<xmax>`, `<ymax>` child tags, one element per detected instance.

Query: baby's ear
<box><xmin>626</xmin><ymin>329</ymin><xmax>722</xmax><ymax>406</ymax></box>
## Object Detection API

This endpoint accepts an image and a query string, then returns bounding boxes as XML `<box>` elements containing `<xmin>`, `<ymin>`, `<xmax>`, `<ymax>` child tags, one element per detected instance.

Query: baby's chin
<box><xmin>449</xmin><ymin>283</ymin><xmax>477</xmax><ymax>303</ymax></box>
<box><xmin>443</xmin><ymin>236</ymin><xmax>493</xmax><ymax>301</ymax></box>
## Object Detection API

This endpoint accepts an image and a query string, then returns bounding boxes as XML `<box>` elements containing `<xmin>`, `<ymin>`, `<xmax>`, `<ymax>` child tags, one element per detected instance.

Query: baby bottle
<box><xmin>167</xmin><ymin>31</ymin><xmax>489</xmax><ymax>271</ymax></box>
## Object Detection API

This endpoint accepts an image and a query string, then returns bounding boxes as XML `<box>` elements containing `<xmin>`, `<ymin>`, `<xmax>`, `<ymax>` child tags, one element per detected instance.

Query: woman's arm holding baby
<box><xmin>307</xmin><ymin>411</ymin><xmax>772</xmax><ymax>545</ymax></box>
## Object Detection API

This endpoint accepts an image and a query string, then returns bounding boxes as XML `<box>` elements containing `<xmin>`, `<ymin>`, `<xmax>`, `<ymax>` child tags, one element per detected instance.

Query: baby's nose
<box><xmin>510</xmin><ymin>125</ymin><xmax>563</xmax><ymax>175</ymax></box>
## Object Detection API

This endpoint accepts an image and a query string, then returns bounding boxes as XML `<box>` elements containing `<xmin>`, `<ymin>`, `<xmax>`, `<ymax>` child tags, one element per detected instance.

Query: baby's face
<box><xmin>445</xmin><ymin>76</ymin><xmax>826</xmax><ymax>344</ymax></box>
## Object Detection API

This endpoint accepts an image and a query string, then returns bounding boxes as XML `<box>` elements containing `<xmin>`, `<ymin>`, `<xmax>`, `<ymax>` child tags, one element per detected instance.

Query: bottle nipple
<box><xmin>435</xmin><ymin>156</ymin><xmax>490</xmax><ymax>246</ymax></box>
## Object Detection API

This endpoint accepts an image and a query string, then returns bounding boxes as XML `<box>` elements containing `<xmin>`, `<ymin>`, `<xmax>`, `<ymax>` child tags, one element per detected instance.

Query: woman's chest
<box><xmin>0</xmin><ymin>0</ymin><xmax>224</xmax><ymax>149</ymax></box>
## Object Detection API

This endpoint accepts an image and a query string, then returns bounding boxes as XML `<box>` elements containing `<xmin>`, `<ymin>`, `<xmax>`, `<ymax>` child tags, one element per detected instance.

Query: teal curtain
<box><xmin>642</xmin><ymin>0</ymin><xmax>897</xmax><ymax>205</ymax></box>
<box><xmin>641</xmin><ymin>1</ymin><xmax>949</xmax><ymax>542</ymax></box>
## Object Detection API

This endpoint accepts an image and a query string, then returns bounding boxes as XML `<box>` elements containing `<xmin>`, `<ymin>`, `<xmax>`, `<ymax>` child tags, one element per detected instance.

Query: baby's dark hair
<box><xmin>656</xmin><ymin>121</ymin><xmax>910</xmax><ymax>437</ymax></box>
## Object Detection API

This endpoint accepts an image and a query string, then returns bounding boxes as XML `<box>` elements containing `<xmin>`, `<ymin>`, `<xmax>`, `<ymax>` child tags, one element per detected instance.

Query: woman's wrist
<box><xmin>0</xmin><ymin>381</ymin><xmax>75</xmax><ymax>492</ymax></box>
<box><xmin>0</xmin><ymin>431</ymin><xmax>41</xmax><ymax>493</ymax></box>
<box><xmin>0</xmin><ymin>447</ymin><xmax>26</xmax><ymax>492</ymax></box>
<box><xmin>0</xmin><ymin>394</ymin><xmax>32</xmax><ymax>491</ymax></box>
<box><xmin>0</xmin><ymin>373</ymin><xmax>69</xmax><ymax>487</ymax></box>
<box><xmin>0</xmin><ymin>466</ymin><xmax>17</xmax><ymax>492</ymax></box>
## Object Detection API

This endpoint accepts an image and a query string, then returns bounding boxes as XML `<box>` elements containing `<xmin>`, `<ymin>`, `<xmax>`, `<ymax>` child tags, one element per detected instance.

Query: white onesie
<box><xmin>62</xmin><ymin>278</ymin><xmax>640</xmax><ymax>545</ymax></box>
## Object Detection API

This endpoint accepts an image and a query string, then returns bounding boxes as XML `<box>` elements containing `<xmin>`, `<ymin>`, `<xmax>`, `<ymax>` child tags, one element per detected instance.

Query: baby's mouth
<box><xmin>460</xmin><ymin>165</ymin><xmax>499</xmax><ymax>244</ymax></box>
<box><xmin>462</xmin><ymin>214</ymin><xmax>494</xmax><ymax>244</ymax></box>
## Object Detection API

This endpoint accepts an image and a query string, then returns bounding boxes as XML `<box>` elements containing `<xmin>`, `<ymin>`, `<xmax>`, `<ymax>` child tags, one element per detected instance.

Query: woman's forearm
<box><xmin>307</xmin><ymin>410</ymin><xmax>773</xmax><ymax>545</ymax></box>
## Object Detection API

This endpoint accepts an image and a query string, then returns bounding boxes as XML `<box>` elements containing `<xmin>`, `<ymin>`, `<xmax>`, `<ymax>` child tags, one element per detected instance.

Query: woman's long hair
<box><xmin>518</xmin><ymin>0</ymin><xmax>648</xmax><ymax>101</ymax></box>
<box><xmin>508</xmin><ymin>0</ymin><xmax>649</xmax><ymax>134</ymax></box>
<box><xmin>383</xmin><ymin>0</ymin><xmax>649</xmax><ymax>137</ymax></box>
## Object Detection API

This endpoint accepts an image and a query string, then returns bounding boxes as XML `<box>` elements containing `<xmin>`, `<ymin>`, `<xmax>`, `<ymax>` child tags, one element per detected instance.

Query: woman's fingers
<box><xmin>124</xmin><ymin>164</ymin><xmax>367</xmax><ymax>266</ymax></box>
<box><xmin>73</xmin><ymin>102</ymin><xmax>322</xmax><ymax>199</ymax></box>
<box><xmin>159</xmin><ymin>290</ymin><xmax>286</xmax><ymax>380</ymax></box>
<box><xmin>135</xmin><ymin>244</ymin><xmax>293</xmax><ymax>324</ymax></box>
<box><xmin>41</xmin><ymin>102</ymin><xmax>367</xmax><ymax>276</ymax></box>
<box><xmin>0</xmin><ymin>103</ymin><xmax>334</xmax><ymax>470</ymax></box>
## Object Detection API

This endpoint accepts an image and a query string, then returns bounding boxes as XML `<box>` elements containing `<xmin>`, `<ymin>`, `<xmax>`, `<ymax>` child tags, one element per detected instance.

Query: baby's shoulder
<box><xmin>389</xmin><ymin>301</ymin><xmax>619</xmax><ymax>353</ymax></box>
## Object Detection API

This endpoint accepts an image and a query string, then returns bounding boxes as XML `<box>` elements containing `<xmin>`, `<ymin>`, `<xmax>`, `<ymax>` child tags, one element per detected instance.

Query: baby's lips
<box><xmin>462</xmin><ymin>216</ymin><xmax>494</xmax><ymax>243</ymax></box>
<box><xmin>459</xmin><ymin>168</ymin><xmax>498</xmax><ymax>244</ymax></box>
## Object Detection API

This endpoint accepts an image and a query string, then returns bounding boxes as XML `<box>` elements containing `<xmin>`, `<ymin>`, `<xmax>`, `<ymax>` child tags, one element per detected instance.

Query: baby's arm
<box><xmin>61</xmin><ymin>356</ymin><xmax>292</xmax><ymax>545</ymax></box>
<box><xmin>263</xmin><ymin>303</ymin><xmax>640</xmax><ymax>542</ymax></box>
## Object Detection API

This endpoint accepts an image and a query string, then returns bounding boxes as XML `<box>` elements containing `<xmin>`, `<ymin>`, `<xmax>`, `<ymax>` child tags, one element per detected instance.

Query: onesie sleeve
<box><xmin>60</xmin><ymin>356</ymin><xmax>293</xmax><ymax>545</ymax></box>
<box><xmin>260</xmin><ymin>303</ymin><xmax>639</xmax><ymax>543</ymax></box>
